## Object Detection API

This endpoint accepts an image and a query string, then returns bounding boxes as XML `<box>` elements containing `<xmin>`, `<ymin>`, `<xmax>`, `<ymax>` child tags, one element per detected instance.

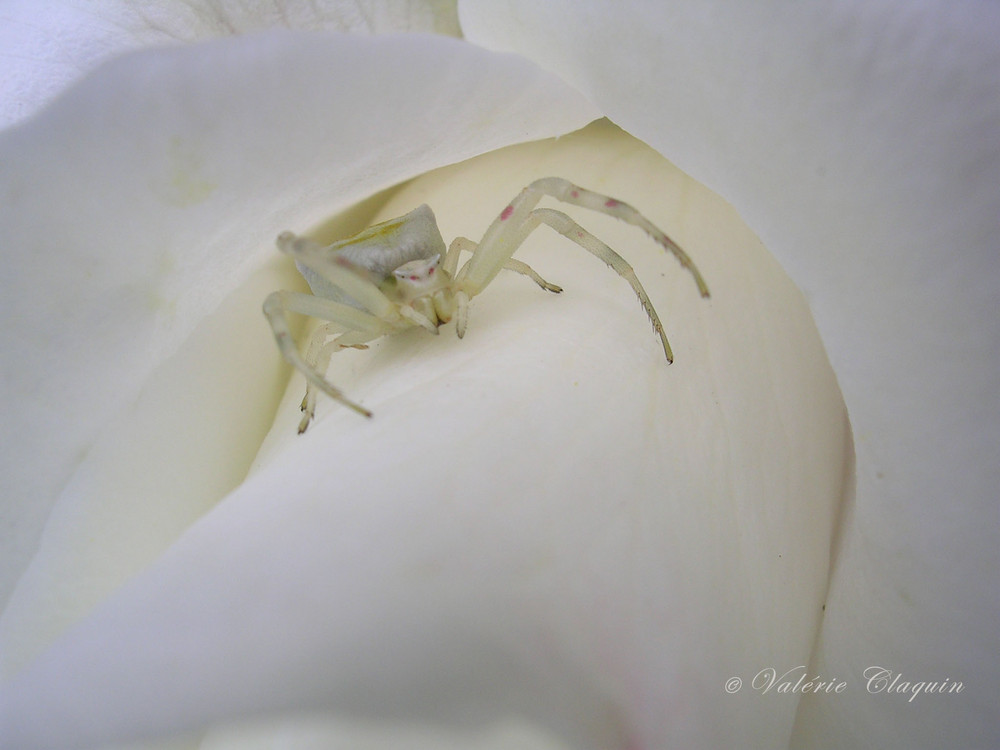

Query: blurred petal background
<box><xmin>1</xmin><ymin>2</ymin><xmax>997</xmax><ymax>749</ymax></box>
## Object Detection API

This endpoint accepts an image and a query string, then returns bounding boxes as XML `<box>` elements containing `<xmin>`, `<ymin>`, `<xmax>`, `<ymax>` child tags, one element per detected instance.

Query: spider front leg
<box><xmin>457</xmin><ymin>207</ymin><xmax>677</xmax><ymax>361</ymax></box>
<box><xmin>528</xmin><ymin>178</ymin><xmax>710</xmax><ymax>298</ymax></box>
<box><xmin>446</xmin><ymin>236</ymin><xmax>562</xmax><ymax>293</ymax></box>
<box><xmin>458</xmin><ymin>178</ymin><xmax>709</xmax><ymax>299</ymax></box>
<box><xmin>263</xmin><ymin>290</ymin><xmax>394</xmax><ymax>424</ymax></box>
<box><xmin>446</xmin><ymin>236</ymin><xmax>563</xmax><ymax>339</ymax></box>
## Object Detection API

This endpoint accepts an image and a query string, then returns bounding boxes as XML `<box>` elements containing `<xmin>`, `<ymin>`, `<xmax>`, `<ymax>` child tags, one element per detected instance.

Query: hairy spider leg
<box><xmin>456</xmin><ymin>207</ymin><xmax>676</xmax><ymax>362</ymax></box>
<box><xmin>446</xmin><ymin>236</ymin><xmax>561</xmax><ymax>293</ymax></box>
<box><xmin>533</xmin><ymin>208</ymin><xmax>674</xmax><ymax>361</ymax></box>
<box><xmin>448</xmin><ymin>234</ymin><xmax>564</xmax><ymax>338</ymax></box>
<box><xmin>503</xmin><ymin>258</ymin><xmax>563</xmax><ymax>293</ymax></box>
<box><xmin>263</xmin><ymin>290</ymin><xmax>396</xmax><ymax>420</ymax></box>
<box><xmin>457</xmin><ymin>178</ymin><xmax>709</xmax><ymax>299</ymax></box>
<box><xmin>528</xmin><ymin>178</ymin><xmax>710</xmax><ymax>298</ymax></box>
<box><xmin>455</xmin><ymin>187</ymin><xmax>546</xmax><ymax>294</ymax></box>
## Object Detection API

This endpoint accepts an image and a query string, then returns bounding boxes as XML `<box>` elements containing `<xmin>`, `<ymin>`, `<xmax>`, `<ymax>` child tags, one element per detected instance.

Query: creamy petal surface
<box><xmin>461</xmin><ymin>2</ymin><xmax>1000</xmax><ymax>748</ymax></box>
<box><xmin>2</xmin><ymin>122</ymin><xmax>846</xmax><ymax>749</ymax></box>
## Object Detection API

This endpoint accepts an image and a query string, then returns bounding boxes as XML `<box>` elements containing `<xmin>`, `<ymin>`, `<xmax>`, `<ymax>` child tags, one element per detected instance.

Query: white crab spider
<box><xmin>264</xmin><ymin>177</ymin><xmax>710</xmax><ymax>433</ymax></box>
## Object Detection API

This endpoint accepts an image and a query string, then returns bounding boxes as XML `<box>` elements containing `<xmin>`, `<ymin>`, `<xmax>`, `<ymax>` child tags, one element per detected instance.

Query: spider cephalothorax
<box><xmin>264</xmin><ymin>178</ymin><xmax>709</xmax><ymax>432</ymax></box>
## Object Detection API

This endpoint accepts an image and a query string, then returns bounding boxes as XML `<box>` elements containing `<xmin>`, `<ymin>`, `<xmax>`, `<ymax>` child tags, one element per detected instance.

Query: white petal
<box><xmin>1</xmin><ymin>122</ymin><xmax>847</xmax><ymax>749</ymax></box>
<box><xmin>0</xmin><ymin>0</ymin><xmax>461</xmax><ymax>128</ymax></box>
<box><xmin>0</xmin><ymin>32</ymin><xmax>597</xmax><ymax>618</ymax></box>
<box><xmin>461</xmin><ymin>2</ymin><xmax>1000</xmax><ymax>747</ymax></box>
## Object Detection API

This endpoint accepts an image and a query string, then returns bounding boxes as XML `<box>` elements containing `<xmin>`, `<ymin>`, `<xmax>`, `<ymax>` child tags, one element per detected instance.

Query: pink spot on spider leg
<box><xmin>605</xmin><ymin>199</ymin><xmax>620</xmax><ymax>208</ymax></box>
<box><xmin>500</xmin><ymin>205</ymin><xmax>514</xmax><ymax>220</ymax></box>
<box><xmin>570</xmin><ymin>190</ymin><xmax>579</xmax><ymax>198</ymax></box>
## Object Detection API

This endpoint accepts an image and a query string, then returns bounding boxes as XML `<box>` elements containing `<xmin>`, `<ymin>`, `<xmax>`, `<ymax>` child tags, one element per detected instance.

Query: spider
<box><xmin>264</xmin><ymin>177</ymin><xmax>710</xmax><ymax>433</ymax></box>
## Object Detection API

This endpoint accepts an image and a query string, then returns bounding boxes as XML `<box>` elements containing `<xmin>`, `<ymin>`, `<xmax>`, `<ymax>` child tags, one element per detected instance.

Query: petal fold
<box><xmin>0</xmin><ymin>0</ymin><xmax>462</xmax><ymax>128</ymax></box>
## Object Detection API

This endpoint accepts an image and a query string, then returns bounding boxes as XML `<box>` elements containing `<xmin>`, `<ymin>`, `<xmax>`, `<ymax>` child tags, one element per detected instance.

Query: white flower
<box><xmin>2</xmin><ymin>2</ymin><xmax>997</xmax><ymax>749</ymax></box>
